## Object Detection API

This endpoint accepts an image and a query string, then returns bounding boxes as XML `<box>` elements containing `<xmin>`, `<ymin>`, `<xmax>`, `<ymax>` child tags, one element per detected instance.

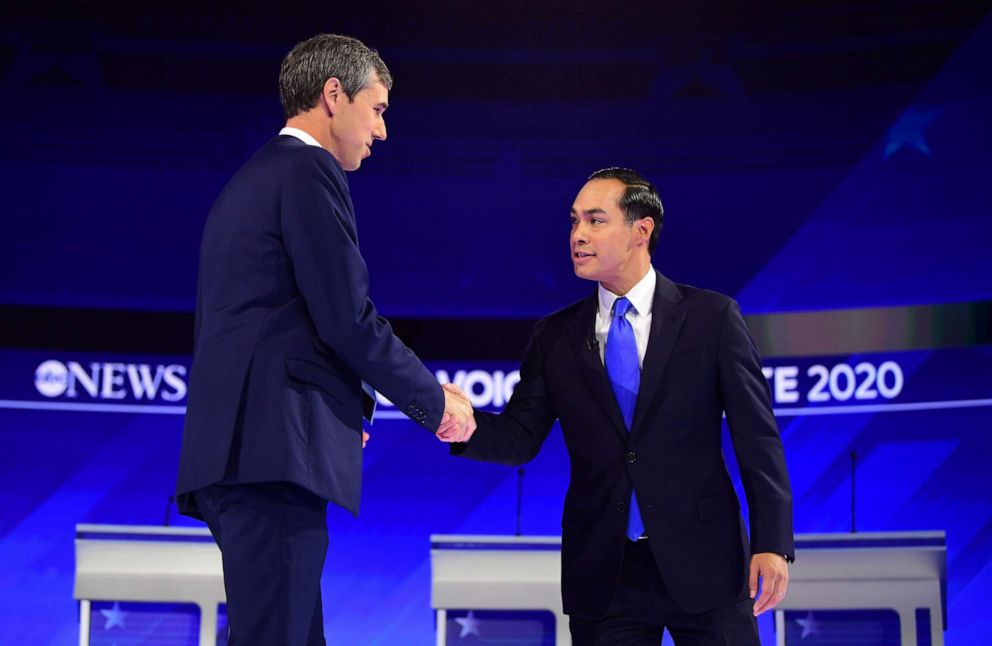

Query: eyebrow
<box><xmin>570</xmin><ymin>207</ymin><xmax>608</xmax><ymax>216</ymax></box>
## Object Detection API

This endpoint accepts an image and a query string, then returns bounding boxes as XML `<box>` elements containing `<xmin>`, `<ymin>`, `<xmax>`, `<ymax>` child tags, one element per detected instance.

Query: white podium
<box><xmin>430</xmin><ymin>535</ymin><xmax>567</xmax><ymax>646</ymax></box>
<box><xmin>74</xmin><ymin>524</ymin><xmax>224</xmax><ymax>646</ymax></box>
<box><xmin>775</xmin><ymin>532</ymin><xmax>946</xmax><ymax>646</ymax></box>
<box><xmin>430</xmin><ymin>532</ymin><xmax>947</xmax><ymax>646</ymax></box>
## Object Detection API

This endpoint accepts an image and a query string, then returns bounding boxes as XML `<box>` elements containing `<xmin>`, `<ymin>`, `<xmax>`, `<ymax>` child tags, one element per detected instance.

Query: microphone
<box><xmin>587</xmin><ymin>338</ymin><xmax>600</xmax><ymax>352</ymax></box>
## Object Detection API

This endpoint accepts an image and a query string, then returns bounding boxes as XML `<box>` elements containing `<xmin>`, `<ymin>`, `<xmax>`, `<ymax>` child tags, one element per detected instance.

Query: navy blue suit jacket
<box><xmin>454</xmin><ymin>270</ymin><xmax>793</xmax><ymax>617</ymax></box>
<box><xmin>177</xmin><ymin>135</ymin><xmax>443</xmax><ymax>518</ymax></box>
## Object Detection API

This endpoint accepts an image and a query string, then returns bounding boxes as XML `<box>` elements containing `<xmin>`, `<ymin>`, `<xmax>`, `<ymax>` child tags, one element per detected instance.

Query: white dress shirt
<box><xmin>595</xmin><ymin>268</ymin><xmax>656</xmax><ymax>368</ymax></box>
<box><xmin>279</xmin><ymin>126</ymin><xmax>323</xmax><ymax>148</ymax></box>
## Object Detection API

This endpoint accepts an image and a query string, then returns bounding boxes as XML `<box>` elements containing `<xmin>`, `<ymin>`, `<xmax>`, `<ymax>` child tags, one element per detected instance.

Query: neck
<box><xmin>285</xmin><ymin>112</ymin><xmax>330</xmax><ymax>151</ymax></box>
<box><xmin>601</xmin><ymin>258</ymin><xmax>651</xmax><ymax>296</ymax></box>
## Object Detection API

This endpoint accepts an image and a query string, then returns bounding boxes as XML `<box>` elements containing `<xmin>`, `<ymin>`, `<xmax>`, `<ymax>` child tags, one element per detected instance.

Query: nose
<box><xmin>374</xmin><ymin>118</ymin><xmax>387</xmax><ymax>142</ymax></box>
<box><xmin>571</xmin><ymin>222</ymin><xmax>587</xmax><ymax>246</ymax></box>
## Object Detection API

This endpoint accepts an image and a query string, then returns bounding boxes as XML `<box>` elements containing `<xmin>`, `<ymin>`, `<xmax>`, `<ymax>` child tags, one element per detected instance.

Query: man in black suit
<box><xmin>176</xmin><ymin>34</ymin><xmax>472</xmax><ymax>644</ymax></box>
<box><xmin>439</xmin><ymin>168</ymin><xmax>793</xmax><ymax>645</ymax></box>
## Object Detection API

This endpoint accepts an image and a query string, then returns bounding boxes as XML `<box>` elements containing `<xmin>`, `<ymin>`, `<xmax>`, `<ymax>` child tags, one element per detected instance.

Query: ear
<box><xmin>321</xmin><ymin>77</ymin><xmax>344</xmax><ymax>115</ymax></box>
<box><xmin>635</xmin><ymin>217</ymin><xmax>654</xmax><ymax>247</ymax></box>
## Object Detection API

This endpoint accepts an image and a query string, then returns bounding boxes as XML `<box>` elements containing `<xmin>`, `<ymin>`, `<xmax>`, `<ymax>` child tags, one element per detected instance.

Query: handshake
<box><xmin>437</xmin><ymin>383</ymin><xmax>477</xmax><ymax>443</ymax></box>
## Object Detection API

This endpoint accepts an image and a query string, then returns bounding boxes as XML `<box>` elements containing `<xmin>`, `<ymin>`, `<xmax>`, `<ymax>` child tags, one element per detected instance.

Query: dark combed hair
<box><xmin>279</xmin><ymin>34</ymin><xmax>393</xmax><ymax>119</ymax></box>
<box><xmin>587</xmin><ymin>167</ymin><xmax>664</xmax><ymax>254</ymax></box>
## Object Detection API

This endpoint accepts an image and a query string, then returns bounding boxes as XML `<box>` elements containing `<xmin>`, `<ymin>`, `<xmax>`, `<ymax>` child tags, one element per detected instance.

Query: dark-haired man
<box><xmin>176</xmin><ymin>34</ymin><xmax>472</xmax><ymax>644</ymax></box>
<box><xmin>440</xmin><ymin>169</ymin><xmax>793</xmax><ymax>645</ymax></box>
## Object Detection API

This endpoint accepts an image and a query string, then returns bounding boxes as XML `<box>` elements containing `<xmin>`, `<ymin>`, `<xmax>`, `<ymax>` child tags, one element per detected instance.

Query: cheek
<box><xmin>600</xmin><ymin>238</ymin><xmax>621</xmax><ymax>261</ymax></box>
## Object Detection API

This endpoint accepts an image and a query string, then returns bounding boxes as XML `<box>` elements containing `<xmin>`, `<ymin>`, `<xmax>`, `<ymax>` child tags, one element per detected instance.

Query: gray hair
<box><xmin>279</xmin><ymin>34</ymin><xmax>393</xmax><ymax>119</ymax></box>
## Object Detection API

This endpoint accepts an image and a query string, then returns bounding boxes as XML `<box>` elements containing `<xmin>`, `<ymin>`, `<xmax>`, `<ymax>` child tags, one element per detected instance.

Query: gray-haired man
<box><xmin>177</xmin><ymin>34</ymin><xmax>472</xmax><ymax>644</ymax></box>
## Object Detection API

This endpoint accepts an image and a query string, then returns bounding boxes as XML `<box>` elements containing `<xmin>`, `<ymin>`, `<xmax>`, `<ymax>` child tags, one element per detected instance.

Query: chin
<box><xmin>573</xmin><ymin>266</ymin><xmax>596</xmax><ymax>282</ymax></box>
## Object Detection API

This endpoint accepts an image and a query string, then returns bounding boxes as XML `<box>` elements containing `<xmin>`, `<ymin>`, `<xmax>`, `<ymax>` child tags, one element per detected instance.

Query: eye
<box><xmin>592</xmin><ymin>218</ymin><xmax>605</xmax><ymax>225</ymax></box>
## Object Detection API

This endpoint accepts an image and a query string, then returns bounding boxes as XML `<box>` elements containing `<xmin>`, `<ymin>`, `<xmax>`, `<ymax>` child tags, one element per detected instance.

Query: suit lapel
<box><xmin>566</xmin><ymin>294</ymin><xmax>629</xmax><ymax>442</ymax></box>
<box><xmin>631</xmin><ymin>271</ymin><xmax>686</xmax><ymax>436</ymax></box>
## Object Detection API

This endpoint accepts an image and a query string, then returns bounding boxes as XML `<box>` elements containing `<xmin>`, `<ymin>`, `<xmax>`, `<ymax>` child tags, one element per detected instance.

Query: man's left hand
<box><xmin>436</xmin><ymin>384</ymin><xmax>477</xmax><ymax>443</ymax></box>
<box><xmin>750</xmin><ymin>552</ymin><xmax>789</xmax><ymax>616</ymax></box>
<box><xmin>363</xmin><ymin>431</ymin><xmax>370</xmax><ymax>448</ymax></box>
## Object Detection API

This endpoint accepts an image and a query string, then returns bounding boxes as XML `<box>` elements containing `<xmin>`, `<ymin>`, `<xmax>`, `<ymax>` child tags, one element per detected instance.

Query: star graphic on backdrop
<box><xmin>454</xmin><ymin>610</ymin><xmax>481</xmax><ymax>638</ymax></box>
<box><xmin>796</xmin><ymin>611</ymin><xmax>820</xmax><ymax>638</ymax></box>
<box><xmin>100</xmin><ymin>601</ymin><xmax>127</xmax><ymax>630</ymax></box>
<box><xmin>885</xmin><ymin>110</ymin><xmax>939</xmax><ymax>158</ymax></box>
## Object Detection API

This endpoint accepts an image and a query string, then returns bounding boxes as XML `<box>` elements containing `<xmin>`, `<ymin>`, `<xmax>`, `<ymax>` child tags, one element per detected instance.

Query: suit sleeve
<box><xmin>452</xmin><ymin>319</ymin><xmax>559</xmax><ymax>465</ymax></box>
<box><xmin>280</xmin><ymin>151</ymin><xmax>443</xmax><ymax>429</ymax></box>
<box><xmin>718</xmin><ymin>300</ymin><xmax>795</xmax><ymax>561</ymax></box>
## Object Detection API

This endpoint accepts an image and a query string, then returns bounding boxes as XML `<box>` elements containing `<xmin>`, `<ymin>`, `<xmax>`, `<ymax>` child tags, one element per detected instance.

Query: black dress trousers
<box><xmin>569</xmin><ymin>539</ymin><xmax>760</xmax><ymax>646</ymax></box>
<box><xmin>195</xmin><ymin>481</ymin><xmax>328</xmax><ymax>646</ymax></box>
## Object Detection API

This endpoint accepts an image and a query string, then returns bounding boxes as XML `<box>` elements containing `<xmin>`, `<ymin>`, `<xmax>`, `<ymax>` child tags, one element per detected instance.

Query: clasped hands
<box><xmin>365</xmin><ymin>384</ymin><xmax>473</xmax><ymax>450</ymax></box>
<box><xmin>437</xmin><ymin>383</ymin><xmax>476</xmax><ymax>443</ymax></box>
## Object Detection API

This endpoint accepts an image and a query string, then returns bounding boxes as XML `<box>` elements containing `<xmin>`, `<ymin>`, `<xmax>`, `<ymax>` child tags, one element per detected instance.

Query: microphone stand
<box><xmin>850</xmin><ymin>451</ymin><xmax>857</xmax><ymax>533</ymax></box>
<box><xmin>515</xmin><ymin>468</ymin><xmax>525</xmax><ymax>536</ymax></box>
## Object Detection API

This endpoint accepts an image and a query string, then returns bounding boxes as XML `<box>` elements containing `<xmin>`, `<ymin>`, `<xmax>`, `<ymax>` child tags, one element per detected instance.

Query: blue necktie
<box><xmin>605</xmin><ymin>297</ymin><xmax>645</xmax><ymax>541</ymax></box>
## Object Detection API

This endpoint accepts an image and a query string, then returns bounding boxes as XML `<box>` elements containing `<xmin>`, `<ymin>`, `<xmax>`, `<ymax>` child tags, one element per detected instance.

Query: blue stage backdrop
<box><xmin>1</xmin><ymin>9</ymin><xmax>990</xmax><ymax>317</ymax></box>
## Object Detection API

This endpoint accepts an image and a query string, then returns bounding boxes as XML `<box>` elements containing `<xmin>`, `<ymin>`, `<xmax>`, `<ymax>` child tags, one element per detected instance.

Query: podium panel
<box><xmin>74</xmin><ymin>524</ymin><xmax>226</xmax><ymax>646</ymax></box>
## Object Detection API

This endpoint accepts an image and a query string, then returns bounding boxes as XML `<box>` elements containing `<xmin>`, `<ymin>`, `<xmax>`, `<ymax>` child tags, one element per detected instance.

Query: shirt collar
<box><xmin>598</xmin><ymin>267</ymin><xmax>656</xmax><ymax>319</ymax></box>
<box><xmin>279</xmin><ymin>126</ymin><xmax>323</xmax><ymax>149</ymax></box>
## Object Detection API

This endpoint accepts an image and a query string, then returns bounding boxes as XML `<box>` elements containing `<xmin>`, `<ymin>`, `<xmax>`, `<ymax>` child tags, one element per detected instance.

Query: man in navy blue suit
<box><xmin>176</xmin><ymin>34</ymin><xmax>472</xmax><ymax>644</ymax></box>
<box><xmin>440</xmin><ymin>169</ymin><xmax>793</xmax><ymax>645</ymax></box>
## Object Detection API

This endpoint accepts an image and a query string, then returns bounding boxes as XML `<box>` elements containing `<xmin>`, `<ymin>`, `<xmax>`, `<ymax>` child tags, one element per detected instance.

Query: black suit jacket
<box><xmin>454</xmin><ymin>270</ymin><xmax>793</xmax><ymax>617</ymax></box>
<box><xmin>177</xmin><ymin>135</ymin><xmax>443</xmax><ymax>518</ymax></box>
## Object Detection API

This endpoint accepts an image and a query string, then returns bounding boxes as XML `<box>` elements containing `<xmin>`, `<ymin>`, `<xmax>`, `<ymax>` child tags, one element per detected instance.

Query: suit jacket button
<box><xmin>616</xmin><ymin>502</ymin><xmax>626</xmax><ymax>512</ymax></box>
<box><xmin>626</xmin><ymin>451</ymin><xmax>637</xmax><ymax>464</ymax></box>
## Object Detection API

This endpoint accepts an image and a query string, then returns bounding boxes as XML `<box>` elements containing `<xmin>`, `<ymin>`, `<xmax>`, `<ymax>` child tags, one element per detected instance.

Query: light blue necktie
<box><xmin>605</xmin><ymin>297</ymin><xmax>645</xmax><ymax>541</ymax></box>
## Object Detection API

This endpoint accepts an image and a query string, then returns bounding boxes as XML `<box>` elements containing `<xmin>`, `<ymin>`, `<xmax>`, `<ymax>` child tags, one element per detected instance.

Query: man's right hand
<box><xmin>437</xmin><ymin>383</ymin><xmax>476</xmax><ymax>443</ymax></box>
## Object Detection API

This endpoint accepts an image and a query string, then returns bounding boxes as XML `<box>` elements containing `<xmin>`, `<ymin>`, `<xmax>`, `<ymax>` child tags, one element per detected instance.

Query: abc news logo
<box><xmin>34</xmin><ymin>360</ymin><xmax>188</xmax><ymax>402</ymax></box>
